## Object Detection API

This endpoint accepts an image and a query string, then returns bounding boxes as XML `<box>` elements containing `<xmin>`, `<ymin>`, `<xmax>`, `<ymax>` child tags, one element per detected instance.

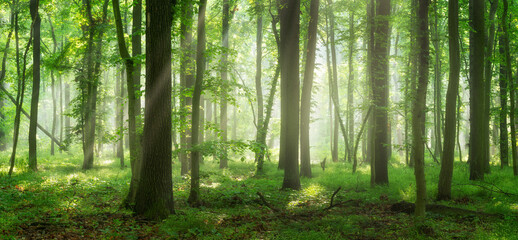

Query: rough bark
<box><xmin>134</xmin><ymin>0</ymin><xmax>174</xmax><ymax>220</ymax></box>
<box><xmin>484</xmin><ymin>0</ymin><xmax>498</xmax><ymax>172</ymax></box>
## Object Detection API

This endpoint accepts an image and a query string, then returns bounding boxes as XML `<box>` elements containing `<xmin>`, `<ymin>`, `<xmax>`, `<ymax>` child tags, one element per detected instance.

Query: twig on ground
<box><xmin>323</xmin><ymin>187</ymin><xmax>342</xmax><ymax>211</ymax></box>
<box><xmin>453</xmin><ymin>183</ymin><xmax>517</xmax><ymax>197</ymax></box>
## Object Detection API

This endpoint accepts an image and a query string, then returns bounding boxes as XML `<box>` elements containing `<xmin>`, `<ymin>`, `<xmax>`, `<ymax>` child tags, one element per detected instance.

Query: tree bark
<box><xmin>468</xmin><ymin>0</ymin><xmax>485</xmax><ymax>181</ymax></box>
<box><xmin>346</xmin><ymin>11</ymin><xmax>355</xmax><ymax>163</ymax></box>
<box><xmin>179</xmin><ymin>1</ymin><xmax>194</xmax><ymax>176</ymax></box>
<box><xmin>28</xmin><ymin>0</ymin><xmax>40</xmax><ymax>171</ymax></box>
<box><xmin>413</xmin><ymin>0</ymin><xmax>429</xmax><ymax>217</ymax></box>
<box><xmin>188</xmin><ymin>0</ymin><xmax>207</xmax><ymax>206</ymax></box>
<box><xmin>299</xmin><ymin>0</ymin><xmax>319</xmax><ymax>178</ymax></box>
<box><xmin>220</xmin><ymin>0</ymin><xmax>230</xmax><ymax>169</ymax></box>
<box><xmin>437</xmin><ymin>0</ymin><xmax>460</xmax><ymax>201</ymax></box>
<box><xmin>328</xmin><ymin>0</ymin><xmax>339</xmax><ymax>163</ymax></box>
<box><xmin>134</xmin><ymin>0</ymin><xmax>174</xmax><ymax>220</ymax></box>
<box><xmin>280</xmin><ymin>0</ymin><xmax>301</xmax><ymax>190</ymax></box>
<box><xmin>484</xmin><ymin>0</ymin><xmax>498</xmax><ymax>172</ymax></box>
<box><xmin>371</xmin><ymin>0</ymin><xmax>391</xmax><ymax>185</ymax></box>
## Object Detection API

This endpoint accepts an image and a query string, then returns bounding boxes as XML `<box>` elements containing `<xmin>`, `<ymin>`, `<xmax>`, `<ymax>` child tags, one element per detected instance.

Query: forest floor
<box><xmin>1</xmin><ymin>150</ymin><xmax>518</xmax><ymax>239</ymax></box>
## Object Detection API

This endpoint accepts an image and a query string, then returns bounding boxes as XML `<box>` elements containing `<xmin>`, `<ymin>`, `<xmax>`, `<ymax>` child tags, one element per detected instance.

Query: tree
<box><xmin>220</xmin><ymin>0</ymin><xmax>230</xmax><ymax>169</ymax></box>
<box><xmin>299</xmin><ymin>0</ymin><xmax>319</xmax><ymax>178</ymax></box>
<box><xmin>179</xmin><ymin>0</ymin><xmax>195</xmax><ymax>176</ymax></box>
<box><xmin>188</xmin><ymin>0</ymin><xmax>207</xmax><ymax>206</ymax></box>
<box><xmin>484</xmin><ymin>0</ymin><xmax>498</xmax><ymax>172</ymax></box>
<box><xmin>468</xmin><ymin>0</ymin><xmax>485</xmax><ymax>181</ymax></box>
<box><xmin>134</xmin><ymin>0</ymin><xmax>174</xmax><ymax>220</ymax></box>
<box><xmin>437</xmin><ymin>0</ymin><xmax>460</xmax><ymax>201</ymax></box>
<box><xmin>346</xmin><ymin>9</ymin><xmax>356</xmax><ymax>164</ymax></box>
<box><xmin>80</xmin><ymin>0</ymin><xmax>109</xmax><ymax>170</ymax></box>
<box><xmin>28</xmin><ymin>0</ymin><xmax>40</xmax><ymax>172</ymax></box>
<box><xmin>413</xmin><ymin>0</ymin><xmax>429</xmax><ymax>217</ymax></box>
<box><xmin>279</xmin><ymin>0</ymin><xmax>301</xmax><ymax>190</ymax></box>
<box><xmin>371</xmin><ymin>0</ymin><xmax>390</xmax><ymax>185</ymax></box>
<box><xmin>112</xmin><ymin>0</ymin><xmax>144</xmax><ymax>204</ymax></box>
<box><xmin>328</xmin><ymin>0</ymin><xmax>339</xmax><ymax>163</ymax></box>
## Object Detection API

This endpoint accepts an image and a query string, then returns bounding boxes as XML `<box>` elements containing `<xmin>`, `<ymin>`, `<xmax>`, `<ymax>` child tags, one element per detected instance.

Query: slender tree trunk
<box><xmin>134</xmin><ymin>0</ymin><xmax>174</xmax><ymax>220</ymax></box>
<box><xmin>280</xmin><ymin>0</ymin><xmax>301</xmax><ymax>190</ymax></box>
<box><xmin>220</xmin><ymin>0</ymin><xmax>230</xmax><ymax>169</ymax></box>
<box><xmin>484</xmin><ymin>0</ymin><xmax>498</xmax><ymax>172</ymax></box>
<box><xmin>116</xmin><ymin>65</ymin><xmax>124</xmax><ymax>167</ymax></box>
<box><xmin>188</xmin><ymin>0</ymin><xmax>207</xmax><ymax>206</ymax></box>
<box><xmin>432</xmin><ymin>0</ymin><xmax>442</xmax><ymax>160</ymax></box>
<box><xmin>300</xmin><ymin>0</ymin><xmax>319</xmax><ymax>178</ymax></box>
<box><xmin>328</xmin><ymin>0</ymin><xmax>339</xmax><ymax>163</ymax></box>
<box><xmin>468</xmin><ymin>0</ymin><xmax>485</xmax><ymax>181</ymax></box>
<box><xmin>437</xmin><ymin>0</ymin><xmax>459</xmax><ymax>201</ymax></box>
<box><xmin>179</xmin><ymin>1</ymin><xmax>194</xmax><ymax>176</ymax></box>
<box><xmin>346</xmin><ymin>12</ymin><xmax>355</xmax><ymax>163</ymax></box>
<box><xmin>501</xmin><ymin>0</ymin><xmax>517</xmax><ymax>175</ymax></box>
<box><xmin>498</xmin><ymin>31</ymin><xmax>509</xmax><ymax>169</ymax></box>
<box><xmin>28</xmin><ymin>0</ymin><xmax>41</xmax><ymax>171</ymax></box>
<box><xmin>413</xmin><ymin>0</ymin><xmax>429</xmax><ymax>217</ymax></box>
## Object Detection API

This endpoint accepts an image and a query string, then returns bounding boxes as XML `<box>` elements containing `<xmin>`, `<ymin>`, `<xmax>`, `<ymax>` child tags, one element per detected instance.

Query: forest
<box><xmin>0</xmin><ymin>0</ymin><xmax>518</xmax><ymax>238</ymax></box>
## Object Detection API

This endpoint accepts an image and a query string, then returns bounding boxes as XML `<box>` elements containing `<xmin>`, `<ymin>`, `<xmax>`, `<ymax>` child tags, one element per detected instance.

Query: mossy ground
<box><xmin>1</xmin><ymin>149</ymin><xmax>517</xmax><ymax>239</ymax></box>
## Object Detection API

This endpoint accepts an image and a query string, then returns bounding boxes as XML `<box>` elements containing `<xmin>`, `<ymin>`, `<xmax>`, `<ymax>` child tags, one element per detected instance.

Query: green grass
<box><xmin>1</xmin><ymin>149</ymin><xmax>517</xmax><ymax>239</ymax></box>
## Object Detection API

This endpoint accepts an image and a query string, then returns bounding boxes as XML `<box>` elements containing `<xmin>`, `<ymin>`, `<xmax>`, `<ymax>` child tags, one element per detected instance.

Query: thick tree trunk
<box><xmin>134</xmin><ymin>0</ymin><xmax>174</xmax><ymax>220</ymax></box>
<box><xmin>280</xmin><ymin>0</ymin><xmax>301</xmax><ymax>190</ymax></box>
<box><xmin>188</xmin><ymin>0</ymin><xmax>207</xmax><ymax>206</ymax></box>
<box><xmin>437</xmin><ymin>0</ymin><xmax>460</xmax><ymax>201</ymax></box>
<box><xmin>299</xmin><ymin>0</ymin><xmax>319</xmax><ymax>178</ymax></box>
<box><xmin>413</xmin><ymin>0</ymin><xmax>429</xmax><ymax>217</ymax></box>
<box><xmin>28</xmin><ymin>0</ymin><xmax>40</xmax><ymax>171</ymax></box>
<box><xmin>371</xmin><ymin>0</ymin><xmax>390</xmax><ymax>185</ymax></box>
<box><xmin>468</xmin><ymin>0</ymin><xmax>485</xmax><ymax>181</ymax></box>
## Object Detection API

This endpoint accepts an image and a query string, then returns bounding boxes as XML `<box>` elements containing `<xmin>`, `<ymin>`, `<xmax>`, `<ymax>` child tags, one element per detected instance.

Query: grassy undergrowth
<box><xmin>1</xmin><ymin>150</ymin><xmax>517</xmax><ymax>239</ymax></box>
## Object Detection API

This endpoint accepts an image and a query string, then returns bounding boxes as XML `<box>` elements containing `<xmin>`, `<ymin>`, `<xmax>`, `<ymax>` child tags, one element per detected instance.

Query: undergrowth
<box><xmin>0</xmin><ymin>149</ymin><xmax>517</xmax><ymax>239</ymax></box>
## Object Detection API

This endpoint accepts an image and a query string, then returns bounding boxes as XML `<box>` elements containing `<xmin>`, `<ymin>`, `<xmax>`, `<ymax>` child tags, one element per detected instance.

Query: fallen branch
<box><xmin>256</xmin><ymin>192</ymin><xmax>280</xmax><ymax>212</ymax></box>
<box><xmin>390</xmin><ymin>200</ymin><xmax>501</xmax><ymax>218</ymax></box>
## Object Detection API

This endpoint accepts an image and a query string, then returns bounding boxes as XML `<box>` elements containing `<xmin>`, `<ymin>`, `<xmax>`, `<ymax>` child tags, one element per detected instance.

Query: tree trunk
<box><xmin>432</xmin><ymin>0</ymin><xmax>442</xmax><ymax>161</ymax></box>
<box><xmin>179</xmin><ymin>1</ymin><xmax>194</xmax><ymax>176</ymax></box>
<box><xmin>468</xmin><ymin>0</ymin><xmax>485</xmax><ymax>181</ymax></box>
<box><xmin>188</xmin><ymin>0</ymin><xmax>207</xmax><ymax>206</ymax></box>
<box><xmin>280</xmin><ymin>0</ymin><xmax>301</xmax><ymax>190</ymax></box>
<box><xmin>116</xmin><ymin>65</ymin><xmax>125</xmax><ymax>167</ymax></box>
<box><xmin>482</xmin><ymin>0</ymin><xmax>498</xmax><ymax>173</ymax></box>
<box><xmin>328</xmin><ymin>0</ymin><xmax>340</xmax><ymax>163</ymax></box>
<box><xmin>371</xmin><ymin>0</ymin><xmax>390</xmax><ymax>185</ymax></box>
<box><xmin>437</xmin><ymin>0</ymin><xmax>459</xmax><ymax>201</ymax></box>
<box><xmin>220</xmin><ymin>0</ymin><xmax>230</xmax><ymax>169</ymax></box>
<box><xmin>498</xmin><ymin>31</ymin><xmax>509</xmax><ymax>169</ymax></box>
<box><xmin>346</xmin><ymin>12</ymin><xmax>355</xmax><ymax>163</ymax></box>
<box><xmin>112</xmin><ymin>0</ymin><xmax>143</xmax><ymax>204</ymax></box>
<box><xmin>299</xmin><ymin>0</ymin><xmax>319</xmax><ymax>178</ymax></box>
<box><xmin>501</xmin><ymin>0</ymin><xmax>517</xmax><ymax>175</ymax></box>
<box><xmin>28</xmin><ymin>0</ymin><xmax>40</xmax><ymax>172</ymax></box>
<box><xmin>134</xmin><ymin>0</ymin><xmax>174</xmax><ymax>220</ymax></box>
<box><xmin>413</xmin><ymin>0</ymin><xmax>429</xmax><ymax>218</ymax></box>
